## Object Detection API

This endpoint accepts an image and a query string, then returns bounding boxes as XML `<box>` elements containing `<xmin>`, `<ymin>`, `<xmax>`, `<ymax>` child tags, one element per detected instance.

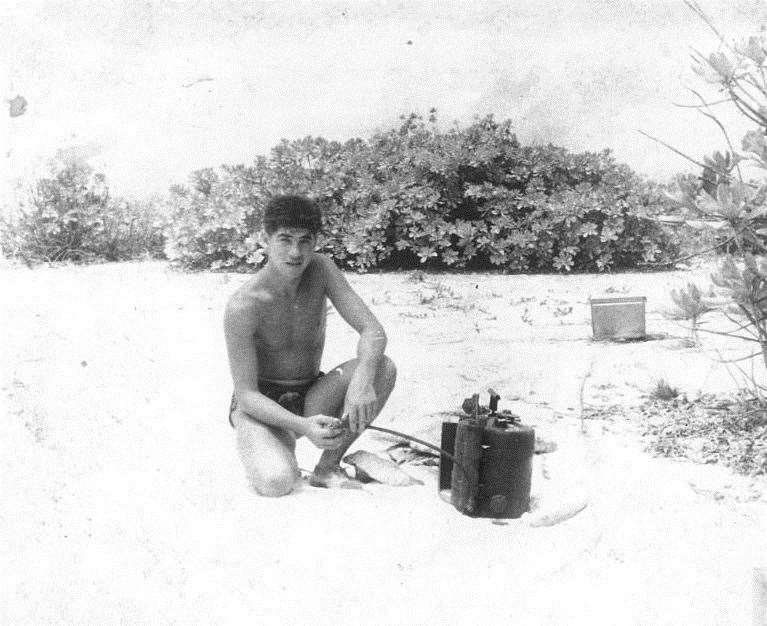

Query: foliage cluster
<box><xmin>664</xmin><ymin>5</ymin><xmax>767</xmax><ymax>387</ymax></box>
<box><xmin>1</xmin><ymin>155</ymin><xmax>166</xmax><ymax>264</ymax></box>
<box><xmin>164</xmin><ymin>112</ymin><xmax>678</xmax><ymax>272</ymax></box>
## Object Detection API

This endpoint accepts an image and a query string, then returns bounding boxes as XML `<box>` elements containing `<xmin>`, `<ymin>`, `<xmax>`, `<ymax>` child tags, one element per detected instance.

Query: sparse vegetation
<box><xmin>416</xmin><ymin>280</ymin><xmax>477</xmax><ymax>312</ymax></box>
<box><xmin>407</xmin><ymin>269</ymin><xmax>426</xmax><ymax>283</ymax></box>
<box><xmin>643</xmin><ymin>393</ymin><xmax>767</xmax><ymax>477</ymax></box>
<box><xmin>585</xmin><ymin>394</ymin><xmax>767</xmax><ymax>477</ymax></box>
<box><xmin>649</xmin><ymin>378</ymin><xmax>681</xmax><ymax>401</ymax></box>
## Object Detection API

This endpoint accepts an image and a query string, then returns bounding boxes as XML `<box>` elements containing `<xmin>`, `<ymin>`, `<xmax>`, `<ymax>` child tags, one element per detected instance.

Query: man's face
<box><xmin>264</xmin><ymin>227</ymin><xmax>316</xmax><ymax>278</ymax></box>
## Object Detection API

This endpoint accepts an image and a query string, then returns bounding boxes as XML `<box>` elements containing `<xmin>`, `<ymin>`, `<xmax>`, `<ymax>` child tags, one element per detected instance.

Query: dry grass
<box><xmin>642</xmin><ymin>393</ymin><xmax>767</xmax><ymax>477</ymax></box>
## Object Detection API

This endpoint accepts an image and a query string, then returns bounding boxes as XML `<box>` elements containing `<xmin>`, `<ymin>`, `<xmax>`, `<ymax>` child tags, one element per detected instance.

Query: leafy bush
<box><xmin>1</xmin><ymin>155</ymin><xmax>166</xmax><ymax>264</ymax></box>
<box><xmin>162</xmin><ymin>166</ymin><xmax>265</xmax><ymax>270</ymax></box>
<box><xmin>164</xmin><ymin>112</ymin><xmax>678</xmax><ymax>272</ymax></box>
<box><xmin>652</xmin><ymin>2</ymin><xmax>767</xmax><ymax>420</ymax></box>
<box><xmin>660</xmin><ymin>4</ymin><xmax>767</xmax><ymax>395</ymax></box>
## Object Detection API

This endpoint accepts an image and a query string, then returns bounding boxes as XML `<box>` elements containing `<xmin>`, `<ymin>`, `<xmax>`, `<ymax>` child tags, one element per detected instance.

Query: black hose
<box><xmin>366</xmin><ymin>424</ymin><xmax>471</xmax><ymax>481</ymax></box>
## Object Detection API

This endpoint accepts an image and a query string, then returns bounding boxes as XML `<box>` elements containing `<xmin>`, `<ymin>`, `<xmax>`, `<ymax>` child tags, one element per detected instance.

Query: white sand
<box><xmin>2</xmin><ymin>261</ymin><xmax>766</xmax><ymax>625</ymax></box>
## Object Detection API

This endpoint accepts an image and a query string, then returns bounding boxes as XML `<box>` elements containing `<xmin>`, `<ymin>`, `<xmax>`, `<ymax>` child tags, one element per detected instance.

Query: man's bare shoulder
<box><xmin>223</xmin><ymin>272</ymin><xmax>274</xmax><ymax>330</ymax></box>
<box><xmin>310</xmin><ymin>252</ymin><xmax>342</xmax><ymax>282</ymax></box>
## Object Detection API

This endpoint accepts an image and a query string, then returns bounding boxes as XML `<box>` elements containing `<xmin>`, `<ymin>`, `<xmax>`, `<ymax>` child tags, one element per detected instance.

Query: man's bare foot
<box><xmin>309</xmin><ymin>466</ymin><xmax>364</xmax><ymax>490</ymax></box>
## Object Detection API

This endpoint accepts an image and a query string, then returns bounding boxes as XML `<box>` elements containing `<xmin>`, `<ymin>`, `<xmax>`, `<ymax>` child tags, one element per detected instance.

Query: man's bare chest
<box><xmin>256</xmin><ymin>294</ymin><xmax>327</xmax><ymax>349</ymax></box>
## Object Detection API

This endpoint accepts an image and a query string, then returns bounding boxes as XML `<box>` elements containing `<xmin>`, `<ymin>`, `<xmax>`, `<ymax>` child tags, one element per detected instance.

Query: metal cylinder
<box><xmin>477</xmin><ymin>423</ymin><xmax>535</xmax><ymax>519</ymax></box>
<box><xmin>450</xmin><ymin>420</ymin><xmax>484</xmax><ymax>515</ymax></box>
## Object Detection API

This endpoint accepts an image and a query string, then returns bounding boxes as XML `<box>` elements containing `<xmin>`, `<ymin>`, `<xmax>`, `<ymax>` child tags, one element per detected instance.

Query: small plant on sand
<box><xmin>520</xmin><ymin>307</ymin><xmax>533</xmax><ymax>326</ymax></box>
<box><xmin>417</xmin><ymin>280</ymin><xmax>469</xmax><ymax>310</ymax></box>
<box><xmin>668</xmin><ymin>282</ymin><xmax>715</xmax><ymax>344</ymax></box>
<box><xmin>417</xmin><ymin>289</ymin><xmax>435</xmax><ymax>305</ymax></box>
<box><xmin>407</xmin><ymin>269</ymin><xmax>426</xmax><ymax>283</ymax></box>
<box><xmin>433</xmin><ymin>281</ymin><xmax>455</xmax><ymax>300</ymax></box>
<box><xmin>649</xmin><ymin>378</ymin><xmax>681</xmax><ymax>402</ymax></box>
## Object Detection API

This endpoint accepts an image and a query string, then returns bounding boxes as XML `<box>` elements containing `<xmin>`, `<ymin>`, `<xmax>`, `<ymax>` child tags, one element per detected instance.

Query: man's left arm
<box><xmin>320</xmin><ymin>255</ymin><xmax>387</xmax><ymax>433</ymax></box>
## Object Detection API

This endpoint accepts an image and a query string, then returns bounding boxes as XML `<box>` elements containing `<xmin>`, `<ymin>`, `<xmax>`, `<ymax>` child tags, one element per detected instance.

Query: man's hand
<box><xmin>343</xmin><ymin>379</ymin><xmax>378</xmax><ymax>434</ymax></box>
<box><xmin>302</xmin><ymin>415</ymin><xmax>345</xmax><ymax>450</ymax></box>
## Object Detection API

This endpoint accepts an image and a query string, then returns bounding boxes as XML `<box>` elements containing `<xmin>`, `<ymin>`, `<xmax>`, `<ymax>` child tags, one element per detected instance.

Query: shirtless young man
<box><xmin>224</xmin><ymin>195</ymin><xmax>397</xmax><ymax>496</ymax></box>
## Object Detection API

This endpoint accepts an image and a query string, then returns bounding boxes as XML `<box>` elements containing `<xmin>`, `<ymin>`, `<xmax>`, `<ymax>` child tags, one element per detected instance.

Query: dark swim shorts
<box><xmin>228</xmin><ymin>373</ymin><xmax>324</xmax><ymax>428</ymax></box>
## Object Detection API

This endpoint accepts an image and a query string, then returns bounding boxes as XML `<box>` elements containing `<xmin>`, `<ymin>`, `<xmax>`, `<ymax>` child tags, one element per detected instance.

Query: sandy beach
<box><xmin>2</xmin><ymin>260</ymin><xmax>766</xmax><ymax>625</ymax></box>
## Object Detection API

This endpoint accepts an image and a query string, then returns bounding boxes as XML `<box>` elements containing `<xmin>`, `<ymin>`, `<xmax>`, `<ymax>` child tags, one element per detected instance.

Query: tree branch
<box><xmin>719</xmin><ymin>308</ymin><xmax>761</xmax><ymax>338</ymax></box>
<box><xmin>730</xmin><ymin>86</ymin><xmax>767</xmax><ymax>123</ymax></box>
<box><xmin>637</xmin><ymin>130</ymin><xmax>710</xmax><ymax>170</ymax></box>
<box><xmin>729</xmin><ymin>87</ymin><xmax>767</xmax><ymax>126</ymax></box>
<box><xmin>736</xmin><ymin>300</ymin><xmax>767</xmax><ymax>346</ymax></box>
<box><xmin>685</xmin><ymin>1</ymin><xmax>737</xmax><ymax>54</ymax></box>
<box><xmin>673</xmin><ymin>97</ymin><xmax>734</xmax><ymax>109</ymax></box>
<box><xmin>695</xmin><ymin>326</ymin><xmax>761</xmax><ymax>342</ymax></box>
<box><xmin>711</xmin><ymin>350</ymin><xmax>764</xmax><ymax>363</ymax></box>
<box><xmin>689</xmin><ymin>88</ymin><xmax>743</xmax><ymax>181</ymax></box>
<box><xmin>645</xmin><ymin>233</ymin><xmax>738</xmax><ymax>267</ymax></box>
<box><xmin>741</xmin><ymin>71</ymin><xmax>767</xmax><ymax>99</ymax></box>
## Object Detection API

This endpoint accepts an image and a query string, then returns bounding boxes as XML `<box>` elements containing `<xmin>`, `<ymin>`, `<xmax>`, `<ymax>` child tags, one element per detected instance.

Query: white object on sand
<box><xmin>526</xmin><ymin>494</ymin><xmax>589</xmax><ymax>527</ymax></box>
<box><xmin>343</xmin><ymin>450</ymin><xmax>424</xmax><ymax>486</ymax></box>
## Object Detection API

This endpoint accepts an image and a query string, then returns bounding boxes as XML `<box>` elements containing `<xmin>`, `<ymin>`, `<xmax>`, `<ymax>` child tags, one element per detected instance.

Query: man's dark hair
<box><xmin>263</xmin><ymin>195</ymin><xmax>322</xmax><ymax>235</ymax></box>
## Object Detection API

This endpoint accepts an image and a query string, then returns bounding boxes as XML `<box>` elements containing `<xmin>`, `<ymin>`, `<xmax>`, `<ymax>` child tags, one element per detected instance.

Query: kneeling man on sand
<box><xmin>224</xmin><ymin>195</ymin><xmax>397</xmax><ymax>495</ymax></box>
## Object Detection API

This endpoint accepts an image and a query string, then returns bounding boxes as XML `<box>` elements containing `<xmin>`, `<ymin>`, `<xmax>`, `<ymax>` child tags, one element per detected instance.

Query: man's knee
<box><xmin>233</xmin><ymin>412</ymin><xmax>298</xmax><ymax>496</ymax></box>
<box><xmin>251</xmin><ymin>467</ymin><xmax>297</xmax><ymax>497</ymax></box>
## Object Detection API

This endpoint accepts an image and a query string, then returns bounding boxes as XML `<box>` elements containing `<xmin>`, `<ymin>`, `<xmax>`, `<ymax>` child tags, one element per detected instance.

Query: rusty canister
<box><xmin>476</xmin><ymin>422</ymin><xmax>535</xmax><ymax>519</ymax></box>
<box><xmin>450</xmin><ymin>420</ymin><xmax>484</xmax><ymax>515</ymax></box>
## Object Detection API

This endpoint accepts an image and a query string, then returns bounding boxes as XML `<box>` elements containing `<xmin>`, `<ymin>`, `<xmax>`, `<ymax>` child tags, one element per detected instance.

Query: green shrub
<box><xmin>163</xmin><ymin>166</ymin><xmax>264</xmax><ymax>270</ymax></box>
<box><xmin>0</xmin><ymin>155</ymin><xmax>166</xmax><ymax>264</ymax></box>
<box><xmin>164</xmin><ymin>113</ymin><xmax>679</xmax><ymax>272</ymax></box>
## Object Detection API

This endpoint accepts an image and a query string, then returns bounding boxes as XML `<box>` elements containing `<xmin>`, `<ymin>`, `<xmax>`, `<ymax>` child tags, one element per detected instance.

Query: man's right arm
<box><xmin>223</xmin><ymin>296</ymin><xmax>310</xmax><ymax>434</ymax></box>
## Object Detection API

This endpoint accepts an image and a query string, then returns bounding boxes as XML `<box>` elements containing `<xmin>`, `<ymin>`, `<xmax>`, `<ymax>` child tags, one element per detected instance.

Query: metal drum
<box><xmin>476</xmin><ymin>422</ymin><xmax>535</xmax><ymax>518</ymax></box>
<box><xmin>440</xmin><ymin>417</ymin><xmax>535</xmax><ymax>519</ymax></box>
